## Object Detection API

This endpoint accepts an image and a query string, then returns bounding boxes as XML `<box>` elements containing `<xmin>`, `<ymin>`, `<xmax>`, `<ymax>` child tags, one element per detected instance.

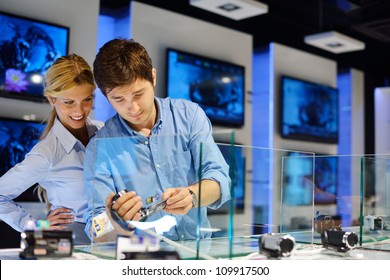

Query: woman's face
<box><xmin>49</xmin><ymin>84</ymin><xmax>94</xmax><ymax>132</ymax></box>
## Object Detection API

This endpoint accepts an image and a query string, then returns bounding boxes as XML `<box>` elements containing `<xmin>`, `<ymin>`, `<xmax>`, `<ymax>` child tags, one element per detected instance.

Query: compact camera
<box><xmin>111</xmin><ymin>190</ymin><xmax>167</xmax><ymax>231</ymax></box>
<box><xmin>364</xmin><ymin>215</ymin><xmax>388</xmax><ymax>231</ymax></box>
<box><xmin>20</xmin><ymin>230</ymin><xmax>73</xmax><ymax>259</ymax></box>
<box><xmin>321</xmin><ymin>228</ymin><xmax>358</xmax><ymax>252</ymax></box>
<box><xmin>258</xmin><ymin>233</ymin><xmax>295</xmax><ymax>258</ymax></box>
<box><xmin>314</xmin><ymin>213</ymin><xmax>342</xmax><ymax>234</ymax></box>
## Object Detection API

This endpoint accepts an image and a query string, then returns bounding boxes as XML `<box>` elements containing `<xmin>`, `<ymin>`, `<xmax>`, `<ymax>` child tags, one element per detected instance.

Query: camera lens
<box><xmin>279</xmin><ymin>238</ymin><xmax>295</xmax><ymax>254</ymax></box>
<box><xmin>346</xmin><ymin>232</ymin><xmax>358</xmax><ymax>247</ymax></box>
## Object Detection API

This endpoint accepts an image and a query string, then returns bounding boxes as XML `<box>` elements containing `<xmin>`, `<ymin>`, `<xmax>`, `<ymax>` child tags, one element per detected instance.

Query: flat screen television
<box><xmin>282</xmin><ymin>152</ymin><xmax>338</xmax><ymax>206</ymax></box>
<box><xmin>210</xmin><ymin>143</ymin><xmax>245</xmax><ymax>214</ymax></box>
<box><xmin>166</xmin><ymin>48</ymin><xmax>245</xmax><ymax>127</ymax></box>
<box><xmin>0</xmin><ymin>11</ymin><xmax>69</xmax><ymax>102</ymax></box>
<box><xmin>0</xmin><ymin>117</ymin><xmax>45</xmax><ymax>201</ymax></box>
<box><xmin>280</xmin><ymin>76</ymin><xmax>339</xmax><ymax>143</ymax></box>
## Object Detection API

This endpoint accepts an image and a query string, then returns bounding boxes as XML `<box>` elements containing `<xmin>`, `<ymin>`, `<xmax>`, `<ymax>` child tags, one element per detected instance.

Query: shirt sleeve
<box><xmin>83</xmin><ymin>136</ymin><xmax>116</xmax><ymax>240</ymax></box>
<box><xmin>189</xmin><ymin>104</ymin><xmax>231</xmax><ymax>209</ymax></box>
<box><xmin>0</xmin><ymin>148</ymin><xmax>50</xmax><ymax>232</ymax></box>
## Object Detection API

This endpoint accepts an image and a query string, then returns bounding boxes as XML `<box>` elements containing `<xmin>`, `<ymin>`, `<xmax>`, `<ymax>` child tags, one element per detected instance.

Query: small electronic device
<box><xmin>111</xmin><ymin>190</ymin><xmax>167</xmax><ymax>231</ymax></box>
<box><xmin>314</xmin><ymin>212</ymin><xmax>342</xmax><ymax>234</ymax></box>
<box><xmin>364</xmin><ymin>215</ymin><xmax>388</xmax><ymax>231</ymax></box>
<box><xmin>138</xmin><ymin>199</ymin><xmax>167</xmax><ymax>221</ymax></box>
<box><xmin>321</xmin><ymin>229</ymin><xmax>358</xmax><ymax>252</ymax></box>
<box><xmin>20</xmin><ymin>230</ymin><xmax>73</xmax><ymax>259</ymax></box>
<box><xmin>258</xmin><ymin>233</ymin><xmax>295</xmax><ymax>258</ymax></box>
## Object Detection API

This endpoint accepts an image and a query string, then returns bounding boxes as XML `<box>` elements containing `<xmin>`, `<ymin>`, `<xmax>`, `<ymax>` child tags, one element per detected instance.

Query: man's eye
<box><xmin>84</xmin><ymin>97</ymin><xmax>94</xmax><ymax>102</ymax></box>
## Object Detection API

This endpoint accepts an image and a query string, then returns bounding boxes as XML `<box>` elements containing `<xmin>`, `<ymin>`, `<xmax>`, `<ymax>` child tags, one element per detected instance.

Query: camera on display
<box><xmin>364</xmin><ymin>215</ymin><xmax>389</xmax><ymax>231</ymax></box>
<box><xmin>314</xmin><ymin>212</ymin><xmax>342</xmax><ymax>234</ymax></box>
<box><xmin>20</xmin><ymin>230</ymin><xmax>73</xmax><ymax>259</ymax></box>
<box><xmin>111</xmin><ymin>190</ymin><xmax>167</xmax><ymax>231</ymax></box>
<box><xmin>321</xmin><ymin>229</ymin><xmax>358</xmax><ymax>252</ymax></box>
<box><xmin>258</xmin><ymin>233</ymin><xmax>295</xmax><ymax>258</ymax></box>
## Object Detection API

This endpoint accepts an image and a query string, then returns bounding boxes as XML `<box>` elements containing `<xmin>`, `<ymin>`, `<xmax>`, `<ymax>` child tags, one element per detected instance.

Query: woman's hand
<box><xmin>47</xmin><ymin>207</ymin><xmax>74</xmax><ymax>229</ymax></box>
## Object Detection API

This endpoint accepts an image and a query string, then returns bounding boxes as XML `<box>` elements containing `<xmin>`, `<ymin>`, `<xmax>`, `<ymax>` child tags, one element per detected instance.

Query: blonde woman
<box><xmin>0</xmin><ymin>54</ymin><xmax>103</xmax><ymax>245</ymax></box>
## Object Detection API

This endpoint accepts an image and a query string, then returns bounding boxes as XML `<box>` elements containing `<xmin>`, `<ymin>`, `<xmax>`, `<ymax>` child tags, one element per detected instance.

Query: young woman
<box><xmin>0</xmin><ymin>54</ymin><xmax>103</xmax><ymax>245</ymax></box>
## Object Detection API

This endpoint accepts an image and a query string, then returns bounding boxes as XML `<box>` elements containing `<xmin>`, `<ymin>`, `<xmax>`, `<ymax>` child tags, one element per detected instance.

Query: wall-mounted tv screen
<box><xmin>280</xmin><ymin>76</ymin><xmax>339</xmax><ymax>143</ymax></box>
<box><xmin>0</xmin><ymin>11</ymin><xmax>69</xmax><ymax>102</ymax></box>
<box><xmin>0</xmin><ymin>117</ymin><xmax>45</xmax><ymax>201</ymax></box>
<box><xmin>282</xmin><ymin>152</ymin><xmax>338</xmax><ymax>206</ymax></box>
<box><xmin>210</xmin><ymin>143</ymin><xmax>245</xmax><ymax>214</ymax></box>
<box><xmin>166</xmin><ymin>48</ymin><xmax>245</xmax><ymax>127</ymax></box>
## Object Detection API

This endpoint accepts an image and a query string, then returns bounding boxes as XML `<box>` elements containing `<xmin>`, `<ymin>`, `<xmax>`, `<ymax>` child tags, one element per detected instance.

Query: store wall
<box><xmin>253</xmin><ymin>44</ymin><xmax>366</xmax><ymax>229</ymax></box>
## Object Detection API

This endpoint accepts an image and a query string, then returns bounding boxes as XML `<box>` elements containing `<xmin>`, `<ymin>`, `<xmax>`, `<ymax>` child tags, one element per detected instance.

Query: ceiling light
<box><xmin>190</xmin><ymin>0</ymin><xmax>268</xmax><ymax>20</ymax></box>
<box><xmin>304</xmin><ymin>31</ymin><xmax>365</xmax><ymax>54</ymax></box>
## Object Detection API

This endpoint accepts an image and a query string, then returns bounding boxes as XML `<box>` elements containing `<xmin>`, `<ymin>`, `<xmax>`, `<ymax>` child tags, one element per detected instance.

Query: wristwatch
<box><xmin>188</xmin><ymin>189</ymin><xmax>197</xmax><ymax>208</ymax></box>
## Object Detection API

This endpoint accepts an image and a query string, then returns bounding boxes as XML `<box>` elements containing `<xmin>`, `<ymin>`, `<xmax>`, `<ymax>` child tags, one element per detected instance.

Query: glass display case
<box><xmin>79</xmin><ymin>136</ymin><xmax>390</xmax><ymax>260</ymax></box>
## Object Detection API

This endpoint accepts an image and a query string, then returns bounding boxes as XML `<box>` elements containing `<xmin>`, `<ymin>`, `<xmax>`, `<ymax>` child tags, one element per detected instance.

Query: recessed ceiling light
<box><xmin>304</xmin><ymin>31</ymin><xmax>365</xmax><ymax>54</ymax></box>
<box><xmin>218</xmin><ymin>3</ymin><xmax>241</xmax><ymax>12</ymax></box>
<box><xmin>190</xmin><ymin>0</ymin><xmax>268</xmax><ymax>20</ymax></box>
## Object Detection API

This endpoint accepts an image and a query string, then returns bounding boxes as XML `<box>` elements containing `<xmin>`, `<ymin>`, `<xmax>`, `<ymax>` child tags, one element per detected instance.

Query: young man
<box><xmin>83</xmin><ymin>38</ymin><xmax>230</xmax><ymax>242</ymax></box>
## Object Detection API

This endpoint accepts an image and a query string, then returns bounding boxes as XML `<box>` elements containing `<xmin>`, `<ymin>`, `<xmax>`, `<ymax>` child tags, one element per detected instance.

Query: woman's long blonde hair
<box><xmin>36</xmin><ymin>54</ymin><xmax>95</xmax><ymax>212</ymax></box>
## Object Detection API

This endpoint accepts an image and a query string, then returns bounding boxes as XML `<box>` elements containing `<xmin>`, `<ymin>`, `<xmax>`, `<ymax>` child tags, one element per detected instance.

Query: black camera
<box><xmin>258</xmin><ymin>233</ymin><xmax>295</xmax><ymax>258</ymax></box>
<box><xmin>314</xmin><ymin>213</ymin><xmax>342</xmax><ymax>234</ymax></box>
<box><xmin>321</xmin><ymin>229</ymin><xmax>358</xmax><ymax>252</ymax></box>
<box><xmin>20</xmin><ymin>230</ymin><xmax>73</xmax><ymax>259</ymax></box>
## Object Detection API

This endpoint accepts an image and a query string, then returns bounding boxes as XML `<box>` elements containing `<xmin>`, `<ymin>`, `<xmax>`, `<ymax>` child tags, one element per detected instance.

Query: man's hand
<box><xmin>106</xmin><ymin>191</ymin><xmax>143</xmax><ymax>227</ymax></box>
<box><xmin>162</xmin><ymin>188</ymin><xmax>194</xmax><ymax>215</ymax></box>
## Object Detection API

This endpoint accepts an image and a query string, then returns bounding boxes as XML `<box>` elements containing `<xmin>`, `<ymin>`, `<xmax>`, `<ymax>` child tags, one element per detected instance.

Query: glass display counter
<box><xmin>85</xmin><ymin>135</ymin><xmax>390</xmax><ymax>260</ymax></box>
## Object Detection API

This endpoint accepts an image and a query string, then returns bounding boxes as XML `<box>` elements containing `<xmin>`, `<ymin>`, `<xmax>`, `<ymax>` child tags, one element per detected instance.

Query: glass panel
<box><xmin>73</xmin><ymin>135</ymin><xmax>390</xmax><ymax>259</ymax></box>
<box><xmin>280</xmin><ymin>153</ymin><xmax>365</xmax><ymax>248</ymax></box>
<box><xmin>360</xmin><ymin>155</ymin><xmax>390</xmax><ymax>250</ymax></box>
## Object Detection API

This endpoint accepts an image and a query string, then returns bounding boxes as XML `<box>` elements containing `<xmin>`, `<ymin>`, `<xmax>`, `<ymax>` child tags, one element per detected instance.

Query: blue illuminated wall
<box><xmin>94</xmin><ymin>11</ymin><xmax>131</xmax><ymax>122</ymax></box>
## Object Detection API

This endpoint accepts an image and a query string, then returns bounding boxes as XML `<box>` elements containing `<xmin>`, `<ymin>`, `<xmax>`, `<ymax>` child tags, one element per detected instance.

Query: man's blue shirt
<box><xmin>83</xmin><ymin>97</ymin><xmax>230</xmax><ymax>240</ymax></box>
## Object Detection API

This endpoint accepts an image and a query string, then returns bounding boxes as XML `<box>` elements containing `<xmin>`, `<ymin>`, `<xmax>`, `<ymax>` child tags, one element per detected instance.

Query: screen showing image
<box><xmin>0</xmin><ymin>118</ymin><xmax>45</xmax><ymax>201</ymax></box>
<box><xmin>210</xmin><ymin>143</ymin><xmax>245</xmax><ymax>214</ymax></box>
<box><xmin>281</xmin><ymin>76</ymin><xmax>339</xmax><ymax>143</ymax></box>
<box><xmin>0</xmin><ymin>11</ymin><xmax>69</xmax><ymax>102</ymax></box>
<box><xmin>166</xmin><ymin>48</ymin><xmax>245</xmax><ymax>127</ymax></box>
<box><xmin>282</xmin><ymin>152</ymin><xmax>337</xmax><ymax>206</ymax></box>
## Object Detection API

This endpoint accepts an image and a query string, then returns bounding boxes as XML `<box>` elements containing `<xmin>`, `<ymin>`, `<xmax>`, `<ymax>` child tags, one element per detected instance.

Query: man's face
<box><xmin>107</xmin><ymin>70</ymin><xmax>156</xmax><ymax>132</ymax></box>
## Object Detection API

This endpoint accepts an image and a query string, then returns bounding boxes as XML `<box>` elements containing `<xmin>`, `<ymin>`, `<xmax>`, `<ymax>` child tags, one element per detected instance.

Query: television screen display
<box><xmin>210</xmin><ymin>143</ymin><xmax>245</xmax><ymax>214</ymax></box>
<box><xmin>282</xmin><ymin>152</ymin><xmax>338</xmax><ymax>206</ymax></box>
<box><xmin>280</xmin><ymin>76</ymin><xmax>339</xmax><ymax>143</ymax></box>
<box><xmin>0</xmin><ymin>117</ymin><xmax>45</xmax><ymax>201</ymax></box>
<box><xmin>0</xmin><ymin>11</ymin><xmax>69</xmax><ymax>102</ymax></box>
<box><xmin>166</xmin><ymin>48</ymin><xmax>245</xmax><ymax>127</ymax></box>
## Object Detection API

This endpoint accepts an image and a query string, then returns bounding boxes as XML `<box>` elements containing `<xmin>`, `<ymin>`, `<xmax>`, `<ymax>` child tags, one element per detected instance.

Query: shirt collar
<box><xmin>118</xmin><ymin>97</ymin><xmax>163</xmax><ymax>135</ymax></box>
<box><xmin>52</xmin><ymin>117</ymin><xmax>92</xmax><ymax>154</ymax></box>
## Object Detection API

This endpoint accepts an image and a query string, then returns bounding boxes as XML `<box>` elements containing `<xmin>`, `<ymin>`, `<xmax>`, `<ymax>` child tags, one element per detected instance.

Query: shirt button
<box><xmin>144</xmin><ymin>141</ymin><xmax>149</xmax><ymax>145</ymax></box>
<box><xmin>156</xmin><ymin>164</ymin><xmax>160</xmax><ymax>168</ymax></box>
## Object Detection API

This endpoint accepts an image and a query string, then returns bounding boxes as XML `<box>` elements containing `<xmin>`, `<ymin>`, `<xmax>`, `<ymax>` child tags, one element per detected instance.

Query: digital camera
<box><xmin>258</xmin><ymin>233</ymin><xmax>295</xmax><ymax>258</ymax></box>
